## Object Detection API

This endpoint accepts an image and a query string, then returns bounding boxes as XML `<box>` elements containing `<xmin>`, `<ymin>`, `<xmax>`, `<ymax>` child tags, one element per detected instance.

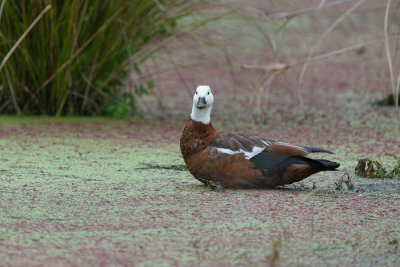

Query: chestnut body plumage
<box><xmin>180</xmin><ymin>86</ymin><xmax>339</xmax><ymax>189</ymax></box>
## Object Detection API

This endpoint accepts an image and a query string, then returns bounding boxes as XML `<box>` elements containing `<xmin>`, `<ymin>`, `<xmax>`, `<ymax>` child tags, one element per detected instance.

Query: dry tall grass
<box><xmin>140</xmin><ymin>0</ymin><xmax>400</xmax><ymax>120</ymax></box>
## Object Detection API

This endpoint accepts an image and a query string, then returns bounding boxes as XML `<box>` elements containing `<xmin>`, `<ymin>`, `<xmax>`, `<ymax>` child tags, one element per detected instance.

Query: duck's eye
<box><xmin>207</xmin><ymin>92</ymin><xmax>210</xmax><ymax>95</ymax></box>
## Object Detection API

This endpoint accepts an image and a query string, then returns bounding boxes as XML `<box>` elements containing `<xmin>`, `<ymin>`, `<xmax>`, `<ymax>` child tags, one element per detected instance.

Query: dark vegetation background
<box><xmin>0</xmin><ymin>0</ymin><xmax>399</xmax><ymax>118</ymax></box>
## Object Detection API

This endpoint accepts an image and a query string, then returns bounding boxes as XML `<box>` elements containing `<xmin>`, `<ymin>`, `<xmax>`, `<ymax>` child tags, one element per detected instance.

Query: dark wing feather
<box><xmin>301</xmin><ymin>146</ymin><xmax>334</xmax><ymax>154</ymax></box>
<box><xmin>209</xmin><ymin>131</ymin><xmax>270</xmax><ymax>153</ymax></box>
<box><xmin>250</xmin><ymin>151</ymin><xmax>288</xmax><ymax>170</ymax></box>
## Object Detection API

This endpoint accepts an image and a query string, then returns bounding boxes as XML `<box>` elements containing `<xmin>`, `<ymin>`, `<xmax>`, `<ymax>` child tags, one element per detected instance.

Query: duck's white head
<box><xmin>190</xmin><ymin>85</ymin><xmax>214</xmax><ymax>124</ymax></box>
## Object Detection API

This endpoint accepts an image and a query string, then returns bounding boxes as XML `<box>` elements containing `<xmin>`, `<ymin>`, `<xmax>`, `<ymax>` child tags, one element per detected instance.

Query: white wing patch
<box><xmin>215</xmin><ymin>141</ymin><xmax>269</xmax><ymax>159</ymax></box>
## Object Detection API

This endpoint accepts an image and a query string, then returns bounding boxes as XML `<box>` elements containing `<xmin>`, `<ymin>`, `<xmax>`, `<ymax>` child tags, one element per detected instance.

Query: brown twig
<box><xmin>318</xmin><ymin>0</ymin><xmax>327</xmax><ymax>10</ymax></box>
<box><xmin>248</xmin><ymin>71</ymin><xmax>269</xmax><ymax>110</ymax></box>
<box><xmin>246</xmin><ymin>64</ymin><xmax>288</xmax><ymax>118</ymax></box>
<box><xmin>150</xmin><ymin>57</ymin><xmax>165</xmax><ymax>110</ymax></box>
<box><xmin>384</xmin><ymin>0</ymin><xmax>398</xmax><ymax>108</ymax></box>
<box><xmin>243</xmin><ymin>63</ymin><xmax>288</xmax><ymax>72</ymax></box>
<box><xmin>296</xmin><ymin>0</ymin><xmax>367</xmax><ymax>111</ymax></box>
<box><xmin>243</xmin><ymin>33</ymin><xmax>400</xmax><ymax>118</ymax></box>
<box><xmin>266</xmin><ymin>0</ymin><xmax>359</xmax><ymax>20</ymax></box>
<box><xmin>163</xmin><ymin>43</ymin><xmax>193</xmax><ymax>98</ymax></box>
<box><xmin>244</xmin><ymin>34</ymin><xmax>400</xmax><ymax>72</ymax></box>
<box><xmin>269</xmin><ymin>0</ymin><xmax>360</xmax><ymax>19</ymax></box>
<box><xmin>256</xmin><ymin>69</ymin><xmax>286</xmax><ymax>116</ymax></box>
<box><xmin>396</xmin><ymin>71</ymin><xmax>400</xmax><ymax>105</ymax></box>
<box><xmin>123</xmin><ymin>31</ymin><xmax>148</xmax><ymax>113</ymax></box>
<box><xmin>297</xmin><ymin>34</ymin><xmax>400</xmax><ymax>65</ymax></box>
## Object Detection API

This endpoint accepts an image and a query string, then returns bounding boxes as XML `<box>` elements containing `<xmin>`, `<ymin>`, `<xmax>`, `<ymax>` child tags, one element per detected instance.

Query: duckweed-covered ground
<box><xmin>1</xmin><ymin>1</ymin><xmax>399</xmax><ymax>265</ymax></box>
<box><xmin>0</xmin><ymin>111</ymin><xmax>399</xmax><ymax>266</ymax></box>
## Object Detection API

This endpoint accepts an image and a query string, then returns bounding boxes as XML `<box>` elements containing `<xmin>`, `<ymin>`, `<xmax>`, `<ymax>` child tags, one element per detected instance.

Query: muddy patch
<box><xmin>136</xmin><ymin>163</ymin><xmax>187</xmax><ymax>171</ymax></box>
<box><xmin>356</xmin><ymin>181</ymin><xmax>400</xmax><ymax>195</ymax></box>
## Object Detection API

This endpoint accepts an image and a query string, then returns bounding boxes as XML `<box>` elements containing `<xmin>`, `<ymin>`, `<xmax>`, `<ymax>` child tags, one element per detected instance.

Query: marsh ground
<box><xmin>1</xmin><ymin>0</ymin><xmax>400</xmax><ymax>266</ymax></box>
<box><xmin>0</xmin><ymin>97</ymin><xmax>399</xmax><ymax>266</ymax></box>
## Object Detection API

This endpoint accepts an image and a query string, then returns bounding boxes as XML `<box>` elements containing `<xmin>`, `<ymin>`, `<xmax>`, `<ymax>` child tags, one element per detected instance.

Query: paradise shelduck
<box><xmin>180</xmin><ymin>85</ymin><xmax>340</xmax><ymax>190</ymax></box>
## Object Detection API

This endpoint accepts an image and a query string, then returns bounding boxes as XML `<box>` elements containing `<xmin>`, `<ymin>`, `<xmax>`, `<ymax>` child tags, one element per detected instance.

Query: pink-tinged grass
<box><xmin>0</xmin><ymin>112</ymin><xmax>399</xmax><ymax>266</ymax></box>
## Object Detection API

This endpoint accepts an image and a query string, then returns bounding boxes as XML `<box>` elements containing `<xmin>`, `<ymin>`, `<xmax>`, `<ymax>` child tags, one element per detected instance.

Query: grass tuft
<box><xmin>0</xmin><ymin>0</ymin><xmax>206</xmax><ymax>116</ymax></box>
<box><xmin>355</xmin><ymin>154</ymin><xmax>400</xmax><ymax>178</ymax></box>
<box><xmin>266</xmin><ymin>235</ymin><xmax>282</xmax><ymax>267</ymax></box>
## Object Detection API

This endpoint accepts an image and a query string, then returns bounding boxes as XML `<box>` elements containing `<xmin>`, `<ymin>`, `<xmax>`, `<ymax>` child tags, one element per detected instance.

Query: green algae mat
<box><xmin>0</xmin><ymin>116</ymin><xmax>399</xmax><ymax>266</ymax></box>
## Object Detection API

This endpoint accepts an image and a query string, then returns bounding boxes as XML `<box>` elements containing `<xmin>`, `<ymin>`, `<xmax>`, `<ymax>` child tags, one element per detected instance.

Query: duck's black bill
<box><xmin>197</xmin><ymin>97</ymin><xmax>207</xmax><ymax>109</ymax></box>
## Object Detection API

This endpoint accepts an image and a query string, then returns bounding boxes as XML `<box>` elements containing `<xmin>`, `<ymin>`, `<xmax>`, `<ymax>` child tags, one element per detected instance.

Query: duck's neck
<box><xmin>190</xmin><ymin>105</ymin><xmax>212</xmax><ymax>125</ymax></box>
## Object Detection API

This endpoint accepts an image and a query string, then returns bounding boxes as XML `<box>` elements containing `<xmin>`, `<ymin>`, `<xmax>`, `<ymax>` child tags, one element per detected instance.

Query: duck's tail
<box><xmin>260</xmin><ymin>156</ymin><xmax>340</xmax><ymax>188</ymax></box>
<box><xmin>315</xmin><ymin>158</ymin><xmax>340</xmax><ymax>170</ymax></box>
<box><xmin>301</xmin><ymin>146</ymin><xmax>334</xmax><ymax>154</ymax></box>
